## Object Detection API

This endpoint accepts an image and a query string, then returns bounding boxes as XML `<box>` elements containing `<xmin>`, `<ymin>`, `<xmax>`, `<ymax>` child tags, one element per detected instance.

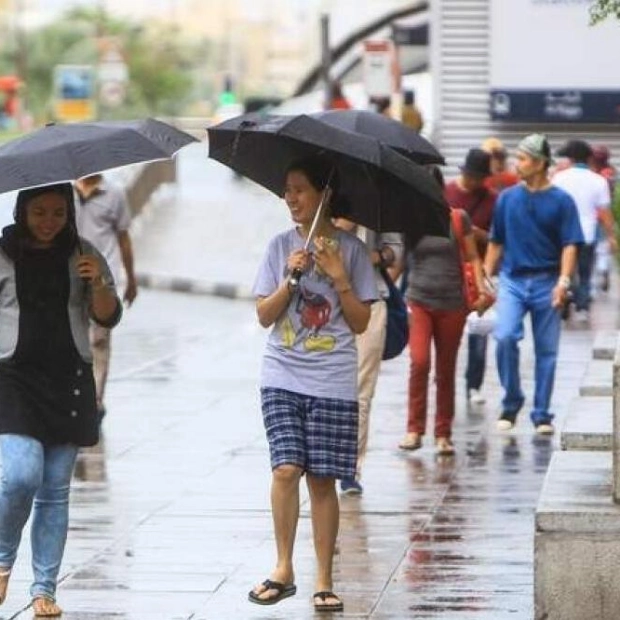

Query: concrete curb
<box><xmin>129</xmin><ymin>186</ymin><xmax>254</xmax><ymax>302</ymax></box>
<box><xmin>136</xmin><ymin>272</ymin><xmax>254</xmax><ymax>300</ymax></box>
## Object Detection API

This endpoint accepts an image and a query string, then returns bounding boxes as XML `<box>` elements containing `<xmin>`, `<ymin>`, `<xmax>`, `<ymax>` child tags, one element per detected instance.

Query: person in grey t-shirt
<box><xmin>249</xmin><ymin>155</ymin><xmax>377</xmax><ymax>613</ymax></box>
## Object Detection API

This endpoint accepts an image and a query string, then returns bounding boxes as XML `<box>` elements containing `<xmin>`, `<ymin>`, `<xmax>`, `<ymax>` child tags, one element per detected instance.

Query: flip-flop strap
<box><xmin>261</xmin><ymin>579</ymin><xmax>285</xmax><ymax>594</ymax></box>
<box><xmin>314</xmin><ymin>590</ymin><xmax>340</xmax><ymax>601</ymax></box>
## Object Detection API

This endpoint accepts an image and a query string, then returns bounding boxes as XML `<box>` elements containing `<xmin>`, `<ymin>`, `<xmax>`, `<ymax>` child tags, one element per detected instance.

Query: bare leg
<box><xmin>251</xmin><ymin>464</ymin><xmax>302</xmax><ymax>601</ymax></box>
<box><xmin>306</xmin><ymin>474</ymin><xmax>341</xmax><ymax>606</ymax></box>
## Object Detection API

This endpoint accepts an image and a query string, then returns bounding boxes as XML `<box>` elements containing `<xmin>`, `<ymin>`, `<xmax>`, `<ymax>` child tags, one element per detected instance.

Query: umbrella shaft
<box><xmin>304</xmin><ymin>193</ymin><xmax>327</xmax><ymax>251</ymax></box>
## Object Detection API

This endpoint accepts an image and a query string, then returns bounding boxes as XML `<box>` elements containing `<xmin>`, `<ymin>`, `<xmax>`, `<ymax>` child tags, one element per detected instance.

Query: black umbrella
<box><xmin>312</xmin><ymin>109</ymin><xmax>445</xmax><ymax>165</ymax></box>
<box><xmin>0</xmin><ymin>118</ymin><xmax>197</xmax><ymax>193</ymax></box>
<box><xmin>207</xmin><ymin>113</ymin><xmax>448</xmax><ymax>234</ymax></box>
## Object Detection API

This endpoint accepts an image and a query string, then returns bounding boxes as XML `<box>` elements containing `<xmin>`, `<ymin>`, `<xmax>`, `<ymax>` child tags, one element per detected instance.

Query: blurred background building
<box><xmin>0</xmin><ymin>0</ymin><xmax>617</xmax><ymax>178</ymax></box>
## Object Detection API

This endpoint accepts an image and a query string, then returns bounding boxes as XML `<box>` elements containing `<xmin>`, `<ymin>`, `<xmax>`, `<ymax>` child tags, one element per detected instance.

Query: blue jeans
<box><xmin>465</xmin><ymin>333</ymin><xmax>487</xmax><ymax>392</ymax></box>
<box><xmin>573</xmin><ymin>243</ymin><xmax>595</xmax><ymax>311</ymax></box>
<box><xmin>0</xmin><ymin>435</ymin><xmax>78</xmax><ymax>600</ymax></box>
<box><xmin>494</xmin><ymin>272</ymin><xmax>561</xmax><ymax>426</ymax></box>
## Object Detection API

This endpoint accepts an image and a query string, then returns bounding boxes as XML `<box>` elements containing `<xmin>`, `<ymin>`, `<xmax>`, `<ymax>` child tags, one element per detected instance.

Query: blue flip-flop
<box><xmin>248</xmin><ymin>579</ymin><xmax>297</xmax><ymax>605</ymax></box>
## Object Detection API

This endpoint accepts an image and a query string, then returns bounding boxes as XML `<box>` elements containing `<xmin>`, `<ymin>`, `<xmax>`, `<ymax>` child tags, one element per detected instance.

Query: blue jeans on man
<box><xmin>0</xmin><ymin>435</ymin><xmax>78</xmax><ymax>601</ymax></box>
<box><xmin>466</xmin><ymin>333</ymin><xmax>487</xmax><ymax>394</ymax></box>
<box><xmin>572</xmin><ymin>243</ymin><xmax>595</xmax><ymax>311</ymax></box>
<box><xmin>494</xmin><ymin>272</ymin><xmax>561</xmax><ymax>426</ymax></box>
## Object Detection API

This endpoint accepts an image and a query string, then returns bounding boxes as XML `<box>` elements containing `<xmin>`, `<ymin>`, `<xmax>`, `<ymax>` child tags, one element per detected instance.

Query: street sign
<box><xmin>53</xmin><ymin>65</ymin><xmax>96</xmax><ymax>122</ymax></box>
<box><xmin>362</xmin><ymin>40</ymin><xmax>395</xmax><ymax>99</ymax></box>
<box><xmin>97</xmin><ymin>39</ymin><xmax>128</xmax><ymax>107</ymax></box>
<box><xmin>490</xmin><ymin>0</ymin><xmax>620</xmax><ymax>122</ymax></box>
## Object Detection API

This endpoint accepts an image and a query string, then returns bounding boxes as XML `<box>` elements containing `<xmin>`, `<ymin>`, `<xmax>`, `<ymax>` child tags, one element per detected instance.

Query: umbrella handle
<box><xmin>289</xmin><ymin>268</ymin><xmax>303</xmax><ymax>290</ymax></box>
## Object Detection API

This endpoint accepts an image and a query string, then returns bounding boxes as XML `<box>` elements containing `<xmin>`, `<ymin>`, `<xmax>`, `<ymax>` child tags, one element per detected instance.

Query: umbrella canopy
<box><xmin>207</xmin><ymin>113</ymin><xmax>448</xmax><ymax>234</ymax></box>
<box><xmin>312</xmin><ymin>109</ymin><xmax>445</xmax><ymax>165</ymax></box>
<box><xmin>0</xmin><ymin>118</ymin><xmax>197</xmax><ymax>194</ymax></box>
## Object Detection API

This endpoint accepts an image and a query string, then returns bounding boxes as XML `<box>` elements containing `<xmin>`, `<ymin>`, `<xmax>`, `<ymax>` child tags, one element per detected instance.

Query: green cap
<box><xmin>517</xmin><ymin>133</ymin><xmax>553</xmax><ymax>164</ymax></box>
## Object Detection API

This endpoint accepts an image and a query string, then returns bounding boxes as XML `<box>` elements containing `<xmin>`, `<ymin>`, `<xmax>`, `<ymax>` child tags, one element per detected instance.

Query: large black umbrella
<box><xmin>0</xmin><ymin>118</ymin><xmax>197</xmax><ymax>193</ymax></box>
<box><xmin>207</xmin><ymin>113</ymin><xmax>448</xmax><ymax>234</ymax></box>
<box><xmin>312</xmin><ymin>109</ymin><xmax>445</xmax><ymax>165</ymax></box>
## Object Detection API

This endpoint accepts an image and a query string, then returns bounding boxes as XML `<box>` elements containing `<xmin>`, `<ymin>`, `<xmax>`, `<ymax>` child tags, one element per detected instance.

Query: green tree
<box><xmin>0</xmin><ymin>6</ymin><xmax>211</xmax><ymax>122</ymax></box>
<box><xmin>590</xmin><ymin>0</ymin><xmax>620</xmax><ymax>24</ymax></box>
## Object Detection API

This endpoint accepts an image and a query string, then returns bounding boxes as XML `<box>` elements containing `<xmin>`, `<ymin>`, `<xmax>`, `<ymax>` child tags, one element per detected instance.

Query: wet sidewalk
<box><xmin>1</xmin><ymin>146</ymin><xmax>617</xmax><ymax>619</ymax></box>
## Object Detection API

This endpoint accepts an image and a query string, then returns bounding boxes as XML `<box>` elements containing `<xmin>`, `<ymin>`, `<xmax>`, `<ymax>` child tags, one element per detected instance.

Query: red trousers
<box><xmin>407</xmin><ymin>302</ymin><xmax>467</xmax><ymax>438</ymax></box>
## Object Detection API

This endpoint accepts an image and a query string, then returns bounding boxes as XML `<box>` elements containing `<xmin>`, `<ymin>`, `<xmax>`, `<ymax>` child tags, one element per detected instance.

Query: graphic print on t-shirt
<box><xmin>296</xmin><ymin>285</ymin><xmax>335</xmax><ymax>352</ymax></box>
<box><xmin>276</xmin><ymin>274</ymin><xmax>337</xmax><ymax>352</ymax></box>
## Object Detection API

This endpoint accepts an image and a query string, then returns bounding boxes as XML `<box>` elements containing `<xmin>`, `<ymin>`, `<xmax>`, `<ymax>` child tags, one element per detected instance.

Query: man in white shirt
<box><xmin>553</xmin><ymin>140</ymin><xmax>616</xmax><ymax>322</ymax></box>
<box><xmin>75</xmin><ymin>174</ymin><xmax>138</xmax><ymax>418</ymax></box>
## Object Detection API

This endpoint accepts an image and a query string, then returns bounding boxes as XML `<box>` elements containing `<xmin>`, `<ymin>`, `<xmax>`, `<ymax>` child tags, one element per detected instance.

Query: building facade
<box><xmin>431</xmin><ymin>0</ymin><xmax>620</xmax><ymax>174</ymax></box>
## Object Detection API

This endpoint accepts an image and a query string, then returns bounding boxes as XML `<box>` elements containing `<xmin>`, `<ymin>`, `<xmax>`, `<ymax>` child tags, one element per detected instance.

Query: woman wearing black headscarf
<box><xmin>0</xmin><ymin>183</ymin><xmax>121</xmax><ymax>617</ymax></box>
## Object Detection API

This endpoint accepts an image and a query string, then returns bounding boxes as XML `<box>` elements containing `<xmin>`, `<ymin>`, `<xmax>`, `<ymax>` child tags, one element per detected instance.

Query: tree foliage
<box><xmin>0</xmin><ymin>7</ymin><xmax>212</xmax><ymax>122</ymax></box>
<box><xmin>590</xmin><ymin>0</ymin><xmax>620</xmax><ymax>24</ymax></box>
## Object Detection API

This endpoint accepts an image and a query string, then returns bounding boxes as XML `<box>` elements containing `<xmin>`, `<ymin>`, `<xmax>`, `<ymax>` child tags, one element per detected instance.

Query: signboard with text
<box><xmin>362</xmin><ymin>40</ymin><xmax>395</xmax><ymax>99</ymax></box>
<box><xmin>489</xmin><ymin>0</ymin><xmax>620</xmax><ymax>123</ymax></box>
<box><xmin>53</xmin><ymin>65</ymin><xmax>96</xmax><ymax>122</ymax></box>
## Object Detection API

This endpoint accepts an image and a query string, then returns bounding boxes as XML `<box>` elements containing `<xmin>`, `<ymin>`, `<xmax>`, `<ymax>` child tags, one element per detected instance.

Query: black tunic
<box><xmin>0</xmin><ymin>230</ymin><xmax>99</xmax><ymax>446</ymax></box>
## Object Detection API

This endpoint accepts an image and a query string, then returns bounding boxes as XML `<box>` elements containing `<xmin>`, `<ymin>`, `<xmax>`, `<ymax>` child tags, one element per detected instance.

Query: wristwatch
<box><xmin>557</xmin><ymin>275</ymin><xmax>571</xmax><ymax>290</ymax></box>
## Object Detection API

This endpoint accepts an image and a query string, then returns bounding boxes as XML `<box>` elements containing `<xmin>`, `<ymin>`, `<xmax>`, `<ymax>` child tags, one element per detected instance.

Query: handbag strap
<box><xmin>450</xmin><ymin>209</ymin><xmax>469</xmax><ymax>264</ymax></box>
<box><xmin>451</xmin><ymin>210</ymin><xmax>496</xmax><ymax>298</ymax></box>
<box><xmin>466</xmin><ymin>190</ymin><xmax>489</xmax><ymax>224</ymax></box>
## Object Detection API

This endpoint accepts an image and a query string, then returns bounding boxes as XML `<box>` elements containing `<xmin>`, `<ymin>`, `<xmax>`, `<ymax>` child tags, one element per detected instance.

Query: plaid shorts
<box><xmin>261</xmin><ymin>387</ymin><xmax>358</xmax><ymax>480</ymax></box>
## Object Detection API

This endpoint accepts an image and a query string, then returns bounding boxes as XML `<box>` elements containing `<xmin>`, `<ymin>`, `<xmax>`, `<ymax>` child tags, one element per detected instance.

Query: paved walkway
<box><xmin>131</xmin><ymin>145</ymin><xmax>289</xmax><ymax>298</ymax></box>
<box><xmin>1</xmin><ymin>147</ymin><xmax>617</xmax><ymax>619</ymax></box>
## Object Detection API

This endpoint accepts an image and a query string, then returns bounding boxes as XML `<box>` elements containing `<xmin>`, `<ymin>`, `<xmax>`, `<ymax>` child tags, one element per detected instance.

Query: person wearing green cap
<box><xmin>483</xmin><ymin>134</ymin><xmax>583</xmax><ymax>434</ymax></box>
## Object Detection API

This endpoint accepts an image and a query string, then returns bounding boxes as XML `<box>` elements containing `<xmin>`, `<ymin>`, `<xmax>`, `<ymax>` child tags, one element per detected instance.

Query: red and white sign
<box><xmin>362</xmin><ymin>40</ymin><xmax>396</xmax><ymax>99</ymax></box>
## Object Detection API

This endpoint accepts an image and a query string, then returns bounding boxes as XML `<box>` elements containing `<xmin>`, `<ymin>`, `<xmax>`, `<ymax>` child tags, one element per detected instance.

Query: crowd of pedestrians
<box><xmin>0</xmin><ymin>84</ymin><xmax>616</xmax><ymax>617</ymax></box>
<box><xmin>244</xmin><ymin>87</ymin><xmax>617</xmax><ymax>613</ymax></box>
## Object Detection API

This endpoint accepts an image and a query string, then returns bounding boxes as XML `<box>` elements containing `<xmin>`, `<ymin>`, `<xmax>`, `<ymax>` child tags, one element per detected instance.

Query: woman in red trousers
<box><xmin>399</xmin><ymin>173</ymin><xmax>488</xmax><ymax>455</ymax></box>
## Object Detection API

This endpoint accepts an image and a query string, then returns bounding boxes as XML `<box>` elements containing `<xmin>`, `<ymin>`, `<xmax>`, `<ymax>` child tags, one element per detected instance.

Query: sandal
<box><xmin>248</xmin><ymin>579</ymin><xmax>297</xmax><ymax>606</ymax></box>
<box><xmin>313</xmin><ymin>590</ymin><xmax>344</xmax><ymax>612</ymax></box>
<box><xmin>32</xmin><ymin>597</ymin><xmax>62</xmax><ymax>617</ymax></box>
<box><xmin>398</xmin><ymin>432</ymin><xmax>422</xmax><ymax>451</ymax></box>
<box><xmin>435</xmin><ymin>437</ymin><xmax>455</xmax><ymax>456</ymax></box>
<box><xmin>0</xmin><ymin>568</ymin><xmax>10</xmax><ymax>605</ymax></box>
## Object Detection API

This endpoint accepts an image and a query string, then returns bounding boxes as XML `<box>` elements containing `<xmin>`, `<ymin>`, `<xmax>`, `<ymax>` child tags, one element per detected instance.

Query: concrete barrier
<box><xmin>561</xmin><ymin>396</ymin><xmax>612</xmax><ymax>451</ymax></box>
<box><xmin>613</xmin><ymin>343</ymin><xmax>620</xmax><ymax>502</ymax></box>
<box><xmin>536</xmin><ymin>335</ymin><xmax>620</xmax><ymax>619</ymax></box>
<box><xmin>134</xmin><ymin>273</ymin><xmax>253</xmax><ymax>300</ymax></box>
<box><xmin>579</xmin><ymin>358</ymin><xmax>613</xmax><ymax>397</ymax></box>
<box><xmin>535</xmin><ymin>451</ymin><xmax>620</xmax><ymax>620</ymax></box>
<box><xmin>593</xmin><ymin>330</ymin><xmax>618</xmax><ymax>360</ymax></box>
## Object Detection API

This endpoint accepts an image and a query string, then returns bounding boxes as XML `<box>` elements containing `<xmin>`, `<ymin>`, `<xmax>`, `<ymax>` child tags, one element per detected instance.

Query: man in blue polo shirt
<box><xmin>484</xmin><ymin>134</ymin><xmax>583</xmax><ymax>434</ymax></box>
